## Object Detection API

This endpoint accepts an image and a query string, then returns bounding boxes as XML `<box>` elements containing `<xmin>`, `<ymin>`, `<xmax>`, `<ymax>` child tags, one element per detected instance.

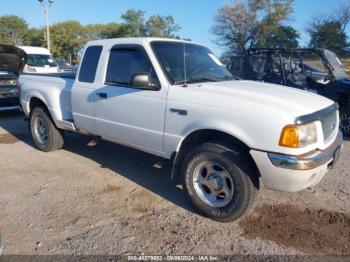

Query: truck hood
<box><xmin>183</xmin><ymin>80</ymin><xmax>334</xmax><ymax>118</ymax></box>
<box><xmin>0</xmin><ymin>45</ymin><xmax>27</xmax><ymax>75</ymax></box>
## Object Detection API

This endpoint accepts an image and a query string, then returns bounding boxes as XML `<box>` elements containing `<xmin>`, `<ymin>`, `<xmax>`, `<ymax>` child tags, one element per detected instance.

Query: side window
<box><xmin>105</xmin><ymin>48</ymin><xmax>158</xmax><ymax>88</ymax></box>
<box><xmin>78</xmin><ymin>45</ymin><xmax>103</xmax><ymax>83</ymax></box>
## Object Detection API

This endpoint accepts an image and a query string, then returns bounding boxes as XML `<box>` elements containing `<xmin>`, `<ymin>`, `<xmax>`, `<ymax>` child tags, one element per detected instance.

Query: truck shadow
<box><xmin>0</xmin><ymin>111</ymin><xmax>195</xmax><ymax>215</ymax></box>
<box><xmin>63</xmin><ymin>132</ymin><xmax>195</xmax><ymax>213</ymax></box>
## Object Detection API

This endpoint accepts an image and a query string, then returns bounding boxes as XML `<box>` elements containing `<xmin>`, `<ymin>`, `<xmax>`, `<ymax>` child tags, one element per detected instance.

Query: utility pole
<box><xmin>38</xmin><ymin>0</ymin><xmax>54</xmax><ymax>52</ymax></box>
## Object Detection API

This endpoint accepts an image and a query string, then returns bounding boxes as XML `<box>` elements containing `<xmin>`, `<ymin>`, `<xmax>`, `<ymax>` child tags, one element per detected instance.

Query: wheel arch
<box><xmin>29</xmin><ymin>96</ymin><xmax>48</xmax><ymax>112</ymax></box>
<box><xmin>28</xmin><ymin>96</ymin><xmax>60</xmax><ymax>128</ymax></box>
<box><xmin>170</xmin><ymin>128</ymin><xmax>260</xmax><ymax>184</ymax></box>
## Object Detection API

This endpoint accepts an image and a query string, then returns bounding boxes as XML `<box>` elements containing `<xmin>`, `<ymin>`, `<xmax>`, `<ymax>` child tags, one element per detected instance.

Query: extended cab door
<box><xmin>72</xmin><ymin>45</ymin><xmax>103</xmax><ymax>134</ymax></box>
<box><xmin>93</xmin><ymin>45</ymin><xmax>167</xmax><ymax>155</ymax></box>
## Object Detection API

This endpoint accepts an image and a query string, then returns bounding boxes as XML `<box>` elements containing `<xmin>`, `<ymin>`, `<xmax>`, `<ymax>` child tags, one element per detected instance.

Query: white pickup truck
<box><xmin>19</xmin><ymin>38</ymin><xmax>343</xmax><ymax>222</ymax></box>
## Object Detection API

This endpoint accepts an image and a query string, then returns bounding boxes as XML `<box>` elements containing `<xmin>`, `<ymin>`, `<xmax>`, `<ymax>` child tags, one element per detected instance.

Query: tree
<box><xmin>307</xmin><ymin>21</ymin><xmax>348</xmax><ymax>54</ymax></box>
<box><xmin>120</xmin><ymin>9</ymin><xmax>180</xmax><ymax>38</ymax></box>
<box><xmin>211</xmin><ymin>0</ymin><xmax>294</xmax><ymax>55</ymax></box>
<box><xmin>334</xmin><ymin>2</ymin><xmax>350</xmax><ymax>33</ymax></box>
<box><xmin>306</xmin><ymin>3</ymin><xmax>350</xmax><ymax>55</ymax></box>
<box><xmin>23</xmin><ymin>28</ymin><xmax>45</xmax><ymax>47</ymax></box>
<box><xmin>84</xmin><ymin>24</ymin><xmax>106</xmax><ymax>41</ymax></box>
<box><xmin>257</xmin><ymin>25</ymin><xmax>299</xmax><ymax>48</ymax></box>
<box><xmin>121</xmin><ymin>9</ymin><xmax>147</xmax><ymax>37</ymax></box>
<box><xmin>101</xmin><ymin>23</ymin><xmax>129</xmax><ymax>39</ymax></box>
<box><xmin>0</xmin><ymin>15</ymin><xmax>28</xmax><ymax>45</ymax></box>
<box><xmin>145</xmin><ymin>15</ymin><xmax>181</xmax><ymax>37</ymax></box>
<box><xmin>50</xmin><ymin>21</ymin><xmax>86</xmax><ymax>60</ymax></box>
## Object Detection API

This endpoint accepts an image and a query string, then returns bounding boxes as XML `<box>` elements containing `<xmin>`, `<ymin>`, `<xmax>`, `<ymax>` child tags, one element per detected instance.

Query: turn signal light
<box><xmin>279</xmin><ymin>125</ymin><xmax>300</xmax><ymax>148</ymax></box>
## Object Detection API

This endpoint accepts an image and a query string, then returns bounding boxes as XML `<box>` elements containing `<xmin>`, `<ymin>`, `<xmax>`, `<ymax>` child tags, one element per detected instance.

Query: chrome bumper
<box><xmin>0</xmin><ymin>106</ymin><xmax>20</xmax><ymax>111</ymax></box>
<box><xmin>268</xmin><ymin>132</ymin><xmax>343</xmax><ymax>170</ymax></box>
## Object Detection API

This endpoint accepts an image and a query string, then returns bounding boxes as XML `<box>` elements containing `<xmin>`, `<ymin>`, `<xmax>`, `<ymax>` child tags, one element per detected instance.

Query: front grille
<box><xmin>0</xmin><ymin>85</ymin><xmax>17</xmax><ymax>95</ymax></box>
<box><xmin>320</xmin><ymin>109</ymin><xmax>338</xmax><ymax>142</ymax></box>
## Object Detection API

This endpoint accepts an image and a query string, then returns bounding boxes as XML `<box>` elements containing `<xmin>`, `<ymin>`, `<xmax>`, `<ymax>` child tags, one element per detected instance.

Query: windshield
<box><xmin>323</xmin><ymin>49</ymin><xmax>349</xmax><ymax>80</ymax></box>
<box><xmin>57</xmin><ymin>60</ymin><xmax>72</xmax><ymax>67</ymax></box>
<box><xmin>27</xmin><ymin>54</ymin><xmax>57</xmax><ymax>68</ymax></box>
<box><xmin>151</xmin><ymin>41</ymin><xmax>233</xmax><ymax>84</ymax></box>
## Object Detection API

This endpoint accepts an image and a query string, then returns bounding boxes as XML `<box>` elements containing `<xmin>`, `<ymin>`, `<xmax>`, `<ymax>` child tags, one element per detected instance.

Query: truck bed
<box><xmin>19</xmin><ymin>72</ymin><xmax>76</xmax><ymax>127</ymax></box>
<box><xmin>21</xmin><ymin>72</ymin><xmax>76</xmax><ymax>79</ymax></box>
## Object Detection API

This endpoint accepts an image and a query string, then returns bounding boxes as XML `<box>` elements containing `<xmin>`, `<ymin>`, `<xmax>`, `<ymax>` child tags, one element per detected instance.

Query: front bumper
<box><xmin>0</xmin><ymin>97</ymin><xmax>20</xmax><ymax>111</ymax></box>
<box><xmin>250</xmin><ymin>132</ymin><xmax>343</xmax><ymax>192</ymax></box>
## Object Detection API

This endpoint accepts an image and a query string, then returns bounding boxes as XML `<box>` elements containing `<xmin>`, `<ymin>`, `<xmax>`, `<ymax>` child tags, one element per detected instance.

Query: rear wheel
<box><xmin>182</xmin><ymin>142</ymin><xmax>259</xmax><ymax>222</ymax></box>
<box><xmin>30</xmin><ymin>107</ymin><xmax>64</xmax><ymax>152</ymax></box>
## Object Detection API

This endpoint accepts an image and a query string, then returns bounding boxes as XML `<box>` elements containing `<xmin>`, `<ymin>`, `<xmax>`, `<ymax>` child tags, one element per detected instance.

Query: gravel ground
<box><xmin>0</xmin><ymin>111</ymin><xmax>349</xmax><ymax>256</ymax></box>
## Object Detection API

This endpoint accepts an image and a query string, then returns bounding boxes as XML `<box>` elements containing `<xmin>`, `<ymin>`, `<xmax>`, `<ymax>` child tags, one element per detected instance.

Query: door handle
<box><xmin>97</xmin><ymin>92</ymin><xmax>108</xmax><ymax>99</ymax></box>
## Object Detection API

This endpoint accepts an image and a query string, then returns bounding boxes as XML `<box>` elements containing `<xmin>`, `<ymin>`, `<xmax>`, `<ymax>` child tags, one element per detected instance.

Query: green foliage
<box><xmin>308</xmin><ymin>21</ymin><xmax>348</xmax><ymax>54</ymax></box>
<box><xmin>306</xmin><ymin>4</ymin><xmax>350</xmax><ymax>55</ymax></box>
<box><xmin>85</xmin><ymin>23</ymin><xmax>128</xmax><ymax>40</ymax></box>
<box><xmin>257</xmin><ymin>25</ymin><xmax>299</xmax><ymax>48</ymax></box>
<box><xmin>0</xmin><ymin>9</ymin><xmax>180</xmax><ymax>60</ymax></box>
<box><xmin>23</xmin><ymin>28</ymin><xmax>45</xmax><ymax>47</ymax></box>
<box><xmin>145</xmin><ymin>15</ymin><xmax>181</xmax><ymax>37</ymax></box>
<box><xmin>212</xmin><ymin>0</ymin><xmax>296</xmax><ymax>55</ymax></box>
<box><xmin>121</xmin><ymin>9</ymin><xmax>147</xmax><ymax>37</ymax></box>
<box><xmin>0</xmin><ymin>15</ymin><xmax>28</xmax><ymax>45</ymax></box>
<box><xmin>50</xmin><ymin>21</ymin><xmax>86</xmax><ymax>60</ymax></box>
<box><xmin>120</xmin><ymin>9</ymin><xmax>181</xmax><ymax>38</ymax></box>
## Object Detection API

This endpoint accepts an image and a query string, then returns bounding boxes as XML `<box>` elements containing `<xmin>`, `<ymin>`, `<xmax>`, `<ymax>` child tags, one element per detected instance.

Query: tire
<box><xmin>29</xmin><ymin>107</ymin><xmax>64</xmax><ymax>152</ymax></box>
<box><xmin>340</xmin><ymin>100</ymin><xmax>350</xmax><ymax>137</ymax></box>
<box><xmin>182</xmin><ymin>142</ymin><xmax>259</xmax><ymax>222</ymax></box>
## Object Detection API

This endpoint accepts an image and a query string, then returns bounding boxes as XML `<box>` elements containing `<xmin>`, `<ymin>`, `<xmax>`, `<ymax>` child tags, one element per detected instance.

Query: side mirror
<box><xmin>130</xmin><ymin>74</ymin><xmax>158</xmax><ymax>90</ymax></box>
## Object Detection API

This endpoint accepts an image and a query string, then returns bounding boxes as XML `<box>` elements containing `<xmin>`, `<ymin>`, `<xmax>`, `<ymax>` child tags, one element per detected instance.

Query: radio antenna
<box><xmin>181</xmin><ymin>0</ymin><xmax>187</xmax><ymax>87</ymax></box>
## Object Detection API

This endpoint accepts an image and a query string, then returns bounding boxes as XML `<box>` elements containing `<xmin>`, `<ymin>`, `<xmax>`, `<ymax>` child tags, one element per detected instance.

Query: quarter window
<box><xmin>78</xmin><ymin>45</ymin><xmax>103</xmax><ymax>83</ymax></box>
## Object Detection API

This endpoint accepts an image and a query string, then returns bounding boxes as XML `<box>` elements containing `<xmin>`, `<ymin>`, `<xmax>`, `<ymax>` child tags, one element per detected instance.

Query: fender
<box><xmin>162</xmin><ymin>118</ymin><xmax>254</xmax><ymax>160</ymax></box>
<box><xmin>177</xmin><ymin>119</ymin><xmax>254</xmax><ymax>152</ymax></box>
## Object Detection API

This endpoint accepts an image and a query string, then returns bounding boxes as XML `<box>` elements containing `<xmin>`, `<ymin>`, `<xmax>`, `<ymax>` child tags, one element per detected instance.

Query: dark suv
<box><xmin>227</xmin><ymin>48</ymin><xmax>350</xmax><ymax>136</ymax></box>
<box><xmin>0</xmin><ymin>45</ymin><xmax>26</xmax><ymax>111</ymax></box>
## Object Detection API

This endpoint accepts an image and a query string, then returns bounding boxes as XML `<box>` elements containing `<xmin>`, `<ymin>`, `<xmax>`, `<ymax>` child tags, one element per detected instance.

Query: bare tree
<box><xmin>211</xmin><ymin>0</ymin><xmax>294</xmax><ymax>56</ymax></box>
<box><xmin>333</xmin><ymin>2</ymin><xmax>350</xmax><ymax>33</ymax></box>
<box><xmin>211</xmin><ymin>1</ymin><xmax>259</xmax><ymax>55</ymax></box>
<box><xmin>305</xmin><ymin>2</ymin><xmax>350</xmax><ymax>54</ymax></box>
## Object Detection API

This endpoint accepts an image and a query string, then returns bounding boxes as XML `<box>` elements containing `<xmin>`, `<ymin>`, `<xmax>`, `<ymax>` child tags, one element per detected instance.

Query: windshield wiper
<box><xmin>174</xmin><ymin>77</ymin><xmax>218</xmax><ymax>85</ymax></box>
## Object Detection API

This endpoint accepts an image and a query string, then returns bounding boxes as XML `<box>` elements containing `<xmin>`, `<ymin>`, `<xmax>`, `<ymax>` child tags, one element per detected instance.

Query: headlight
<box><xmin>279</xmin><ymin>122</ymin><xmax>317</xmax><ymax>148</ymax></box>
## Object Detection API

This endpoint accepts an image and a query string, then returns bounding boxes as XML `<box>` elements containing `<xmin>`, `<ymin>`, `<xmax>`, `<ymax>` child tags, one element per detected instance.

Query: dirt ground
<box><xmin>0</xmin><ymin>111</ymin><xmax>349</xmax><ymax>256</ymax></box>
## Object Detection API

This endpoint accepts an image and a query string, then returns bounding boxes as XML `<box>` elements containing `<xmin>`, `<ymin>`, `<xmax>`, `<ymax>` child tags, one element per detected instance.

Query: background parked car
<box><xmin>56</xmin><ymin>59</ymin><xmax>78</xmax><ymax>72</ymax></box>
<box><xmin>18</xmin><ymin>46</ymin><xmax>59</xmax><ymax>74</ymax></box>
<box><xmin>0</xmin><ymin>45</ymin><xmax>26</xmax><ymax>111</ymax></box>
<box><xmin>226</xmin><ymin>48</ymin><xmax>350</xmax><ymax>136</ymax></box>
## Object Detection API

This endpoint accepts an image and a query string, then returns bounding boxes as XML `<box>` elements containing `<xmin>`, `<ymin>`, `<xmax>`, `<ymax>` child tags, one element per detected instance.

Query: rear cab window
<box><xmin>78</xmin><ymin>45</ymin><xmax>103</xmax><ymax>83</ymax></box>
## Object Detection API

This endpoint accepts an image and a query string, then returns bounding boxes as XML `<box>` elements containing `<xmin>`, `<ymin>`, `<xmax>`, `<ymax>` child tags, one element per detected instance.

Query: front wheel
<box><xmin>182</xmin><ymin>142</ymin><xmax>259</xmax><ymax>222</ymax></box>
<box><xmin>30</xmin><ymin>107</ymin><xmax>64</xmax><ymax>152</ymax></box>
<box><xmin>340</xmin><ymin>101</ymin><xmax>350</xmax><ymax>137</ymax></box>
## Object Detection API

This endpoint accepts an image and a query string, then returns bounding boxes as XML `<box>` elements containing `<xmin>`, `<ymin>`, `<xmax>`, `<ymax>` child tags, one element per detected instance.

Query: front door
<box><xmin>93</xmin><ymin>46</ymin><xmax>167</xmax><ymax>154</ymax></box>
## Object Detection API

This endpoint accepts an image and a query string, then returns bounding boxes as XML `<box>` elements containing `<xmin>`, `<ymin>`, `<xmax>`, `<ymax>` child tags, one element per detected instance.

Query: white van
<box><xmin>18</xmin><ymin>46</ymin><xmax>60</xmax><ymax>74</ymax></box>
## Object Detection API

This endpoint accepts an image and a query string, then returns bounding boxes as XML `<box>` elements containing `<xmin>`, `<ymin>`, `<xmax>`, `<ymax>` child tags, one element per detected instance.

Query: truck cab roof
<box><xmin>84</xmin><ymin>37</ymin><xmax>200</xmax><ymax>48</ymax></box>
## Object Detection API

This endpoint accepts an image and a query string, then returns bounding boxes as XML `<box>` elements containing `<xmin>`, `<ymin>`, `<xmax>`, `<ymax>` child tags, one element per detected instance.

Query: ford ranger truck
<box><xmin>19</xmin><ymin>38</ymin><xmax>343</xmax><ymax>222</ymax></box>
